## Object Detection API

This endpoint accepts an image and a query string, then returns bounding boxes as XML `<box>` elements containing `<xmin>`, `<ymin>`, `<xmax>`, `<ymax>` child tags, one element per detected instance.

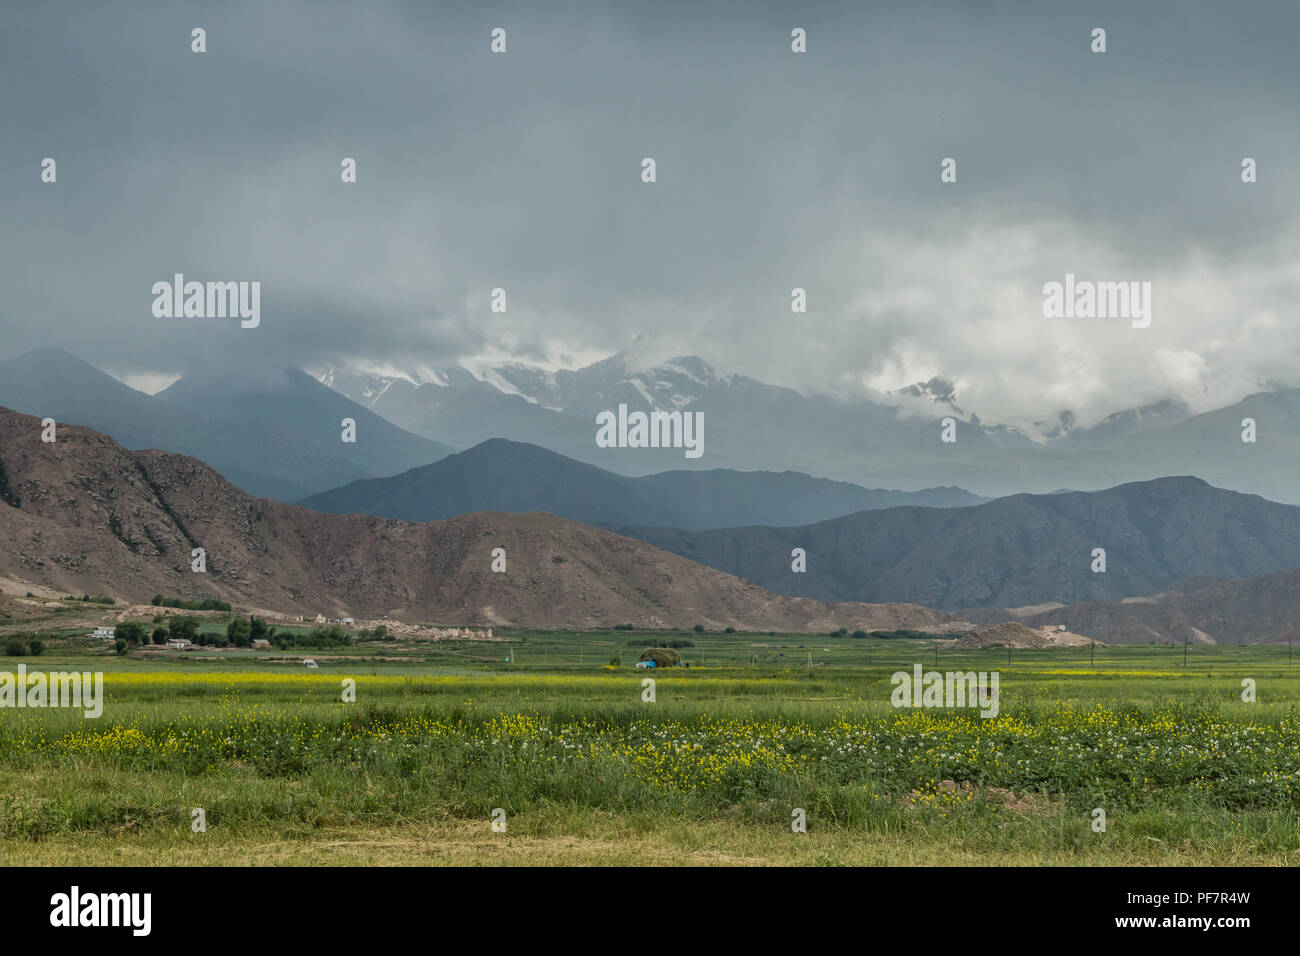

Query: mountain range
<box><xmin>0</xmin><ymin>349</ymin><xmax>452</xmax><ymax>501</ymax></box>
<box><xmin>0</xmin><ymin>405</ymin><xmax>960</xmax><ymax>632</ymax></box>
<box><xmin>312</xmin><ymin>341</ymin><xmax>1300</xmax><ymax>503</ymax></box>
<box><xmin>300</xmin><ymin>438</ymin><xmax>987</xmax><ymax>529</ymax></box>
<box><xmin>609</xmin><ymin>477</ymin><xmax>1300</xmax><ymax>614</ymax></box>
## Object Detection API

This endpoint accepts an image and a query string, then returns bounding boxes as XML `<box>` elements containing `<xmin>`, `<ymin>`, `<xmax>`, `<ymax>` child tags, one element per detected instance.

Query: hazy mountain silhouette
<box><xmin>299</xmin><ymin>438</ymin><xmax>988</xmax><ymax>529</ymax></box>
<box><xmin>611</xmin><ymin>477</ymin><xmax>1300</xmax><ymax>613</ymax></box>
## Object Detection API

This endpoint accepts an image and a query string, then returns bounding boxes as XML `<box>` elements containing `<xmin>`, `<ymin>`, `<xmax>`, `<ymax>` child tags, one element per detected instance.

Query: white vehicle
<box><xmin>303</xmin><ymin>658</ymin><xmax>318</xmax><ymax>669</ymax></box>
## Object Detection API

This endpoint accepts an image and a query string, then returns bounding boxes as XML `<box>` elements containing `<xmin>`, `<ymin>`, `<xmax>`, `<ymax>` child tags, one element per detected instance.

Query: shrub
<box><xmin>168</xmin><ymin>616</ymin><xmax>200</xmax><ymax>640</ymax></box>
<box><xmin>116</xmin><ymin>621</ymin><xmax>147</xmax><ymax>645</ymax></box>
<box><xmin>724</xmin><ymin>626</ymin><xmax>735</xmax><ymax>634</ymax></box>
<box><xmin>27</xmin><ymin>638</ymin><xmax>43</xmax><ymax>656</ymax></box>
<box><xmin>4</xmin><ymin>637</ymin><xmax>26</xmax><ymax>656</ymax></box>
<box><xmin>114</xmin><ymin>639</ymin><xmax>127</xmax><ymax>655</ymax></box>
<box><xmin>639</xmin><ymin>647</ymin><xmax>682</xmax><ymax>667</ymax></box>
<box><xmin>852</xmin><ymin>630</ymin><xmax>868</xmax><ymax>639</ymax></box>
<box><xmin>692</xmin><ymin>624</ymin><xmax>704</xmax><ymax>634</ymax></box>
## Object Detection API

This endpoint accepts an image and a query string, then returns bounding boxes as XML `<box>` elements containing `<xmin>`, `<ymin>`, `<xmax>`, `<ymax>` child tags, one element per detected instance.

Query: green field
<box><xmin>2</xmin><ymin>628</ymin><xmax>1298</xmax><ymax>865</ymax></box>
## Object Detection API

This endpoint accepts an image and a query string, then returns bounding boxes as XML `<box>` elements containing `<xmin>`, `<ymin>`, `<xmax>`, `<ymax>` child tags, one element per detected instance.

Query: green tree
<box><xmin>116</xmin><ymin>621</ymin><xmax>147</xmax><ymax>645</ymax></box>
<box><xmin>168</xmin><ymin>615</ymin><xmax>200</xmax><ymax>641</ymax></box>
<box><xmin>151</xmin><ymin>627</ymin><xmax>168</xmax><ymax>644</ymax></box>
<box><xmin>227</xmin><ymin>617</ymin><xmax>252</xmax><ymax>647</ymax></box>
<box><xmin>4</xmin><ymin>637</ymin><xmax>26</xmax><ymax>656</ymax></box>
<box><xmin>27</xmin><ymin>638</ymin><xmax>44</xmax><ymax>656</ymax></box>
<box><xmin>114</xmin><ymin>639</ymin><xmax>127</xmax><ymax>655</ymax></box>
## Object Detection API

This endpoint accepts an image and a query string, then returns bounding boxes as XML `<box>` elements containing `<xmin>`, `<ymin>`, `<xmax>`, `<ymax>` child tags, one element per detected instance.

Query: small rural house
<box><xmin>166</xmin><ymin>638</ymin><xmax>190</xmax><ymax>649</ymax></box>
<box><xmin>251</xmin><ymin>638</ymin><xmax>271</xmax><ymax>649</ymax></box>
<box><xmin>92</xmin><ymin>627</ymin><xmax>115</xmax><ymax>639</ymax></box>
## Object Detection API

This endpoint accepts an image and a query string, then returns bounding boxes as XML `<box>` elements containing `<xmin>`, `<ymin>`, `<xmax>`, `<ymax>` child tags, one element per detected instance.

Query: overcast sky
<box><xmin>4</xmin><ymin>0</ymin><xmax>1299</xmax><ymax>429</ymax></box>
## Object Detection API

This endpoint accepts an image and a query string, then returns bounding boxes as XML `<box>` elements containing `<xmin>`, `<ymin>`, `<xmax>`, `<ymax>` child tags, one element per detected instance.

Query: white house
<box><xmin>166</xmin><ymin>638</ymin><xmax>190</xmax><ymax>649</ymax></box>
<box><xmin>92</xmin><ymin>627</ymin><xmax>115</xmax><ymax>639</ymax></box>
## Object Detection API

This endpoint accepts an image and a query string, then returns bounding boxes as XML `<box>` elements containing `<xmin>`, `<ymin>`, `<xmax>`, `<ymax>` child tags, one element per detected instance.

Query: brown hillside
<box><xmin>0</xmin><ymin>407</ymin><xmax>962</xmax><ymax>632</ymax></box>
<box><xmin>950</xmin><ymin>622</ymin><xmax>1053</xmax><ymax>649</ymax></box>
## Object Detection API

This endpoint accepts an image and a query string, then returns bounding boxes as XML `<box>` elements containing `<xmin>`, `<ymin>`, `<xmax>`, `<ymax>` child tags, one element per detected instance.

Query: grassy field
<box><xmin>2</xmin><ymin>628</ymin><xmax>1298</xmax><ymax>865</ymax></box>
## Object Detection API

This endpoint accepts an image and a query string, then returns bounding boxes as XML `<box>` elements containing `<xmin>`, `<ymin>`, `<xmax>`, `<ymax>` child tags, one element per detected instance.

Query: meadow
<box><xmin>1</xmin><ymin>629</ymin><xmax>1298</xmax><ymax>865</ymax></box>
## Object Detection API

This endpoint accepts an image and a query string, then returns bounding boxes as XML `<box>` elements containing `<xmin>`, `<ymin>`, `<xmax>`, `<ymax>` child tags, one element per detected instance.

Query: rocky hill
<box><xmin>0</xmin><ymin>406</ymin><xmax>960</xmax><ymax>632</ymax></box>
<box><xmin>613</xmin><ymin>477</ymin><xmax>1300</xmax><ymax>612</ymax></box>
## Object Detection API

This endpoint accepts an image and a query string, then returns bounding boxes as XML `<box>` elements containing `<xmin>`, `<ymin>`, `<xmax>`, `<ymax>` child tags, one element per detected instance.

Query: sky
<box><xmin>3</xmin><ymin>0</ymin><xmax>1299</xmax><ymax>430</ymax></box>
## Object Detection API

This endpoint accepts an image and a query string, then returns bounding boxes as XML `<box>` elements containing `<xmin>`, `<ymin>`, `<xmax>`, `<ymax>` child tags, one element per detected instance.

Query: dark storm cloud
<box><xmin>3</xmin><ymin>0</ymin><xmax>1299</xmax><ymax>425</ymax></box>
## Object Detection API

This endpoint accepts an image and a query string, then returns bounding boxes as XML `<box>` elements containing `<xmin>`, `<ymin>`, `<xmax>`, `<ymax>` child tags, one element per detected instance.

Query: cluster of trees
<box><xmin>3</xmin><ymin>634</ymin><xmax>45</xmax><ymax>656</ymax></box>
<box><xmin>225</xmin><ymin>615</ymin><xmax>275</xmax><ymax>648</ymax></box>
<box><xmin>112</xmin><ymin>614</ymin><xmax>363</xmax><ymax>653</ymax></box>
<box><xmin>626</xmin><ymin>638</ymin><xmax>693</xmax><ymax>649</ymax></box>
<box><xmin>151</xmin><ymin>595</ymin><xmax>232</xmax><ymax>612</ymax></box>
<box><xmin>116</xmin><ymin>616</ymin><xmax>227</xmax><ymax>647</ymax></box>
<box><xmin>68</xmin><ymin>594</ymin><xmax>115</xmax><ymax>605</ymax></box>
<box><xmin>270</xmin><ymin>625</ymin><xmax>353</xmax><ymax>649</ymax></box>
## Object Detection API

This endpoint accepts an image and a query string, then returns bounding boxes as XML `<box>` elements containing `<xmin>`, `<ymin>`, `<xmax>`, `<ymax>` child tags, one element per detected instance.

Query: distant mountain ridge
<box><xmin>311</xmin><ymin>344</ymin><xmax>1300</xmax><ymax>502</ymax></box>
<box><xmin>0</xmin><ymin>405</ymin><xmax>962</xmax><ymax>633</ymax></box>
<box><xmin>972</xmin><ymin>567</ymin><xmax>1300</xmax><ymax>646</ymax></box>
<box><xmin>0</xmin><ymin>349</ymin><xmax>453</xmax><ymax>501</ymax></box>
<box><xmin>609</xmin><ymin>477</ymin><xmax>1300</xmax><ymax>620</ymax></box>
<box><xmin>299</xmin><ymin>438</ymin><xmax>989</xmax><ymax>529</ymax></box>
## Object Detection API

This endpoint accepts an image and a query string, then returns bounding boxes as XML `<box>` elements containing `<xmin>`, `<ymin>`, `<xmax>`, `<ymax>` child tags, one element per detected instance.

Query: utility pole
<box><xmin>1007</xmin><ymin>644</ymin><xmax>1011</xmax><ymax>667</ymax></box>
<box><xmin>1184</xmin><ymin>637</ymin><xmax>1188</xmax><ymax>670</ymax></box>
<box><xmin>1090</xmin><ymin>640</ymin><xmax>1095</xmax><ymax>667</ymax></box>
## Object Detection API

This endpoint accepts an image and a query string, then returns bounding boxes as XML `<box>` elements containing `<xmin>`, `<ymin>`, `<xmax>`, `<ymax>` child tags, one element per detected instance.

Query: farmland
<box><xmin>1</xmin><ymin>625</ymin><xmax>1299</xmax><ymax>865</ymax></box>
